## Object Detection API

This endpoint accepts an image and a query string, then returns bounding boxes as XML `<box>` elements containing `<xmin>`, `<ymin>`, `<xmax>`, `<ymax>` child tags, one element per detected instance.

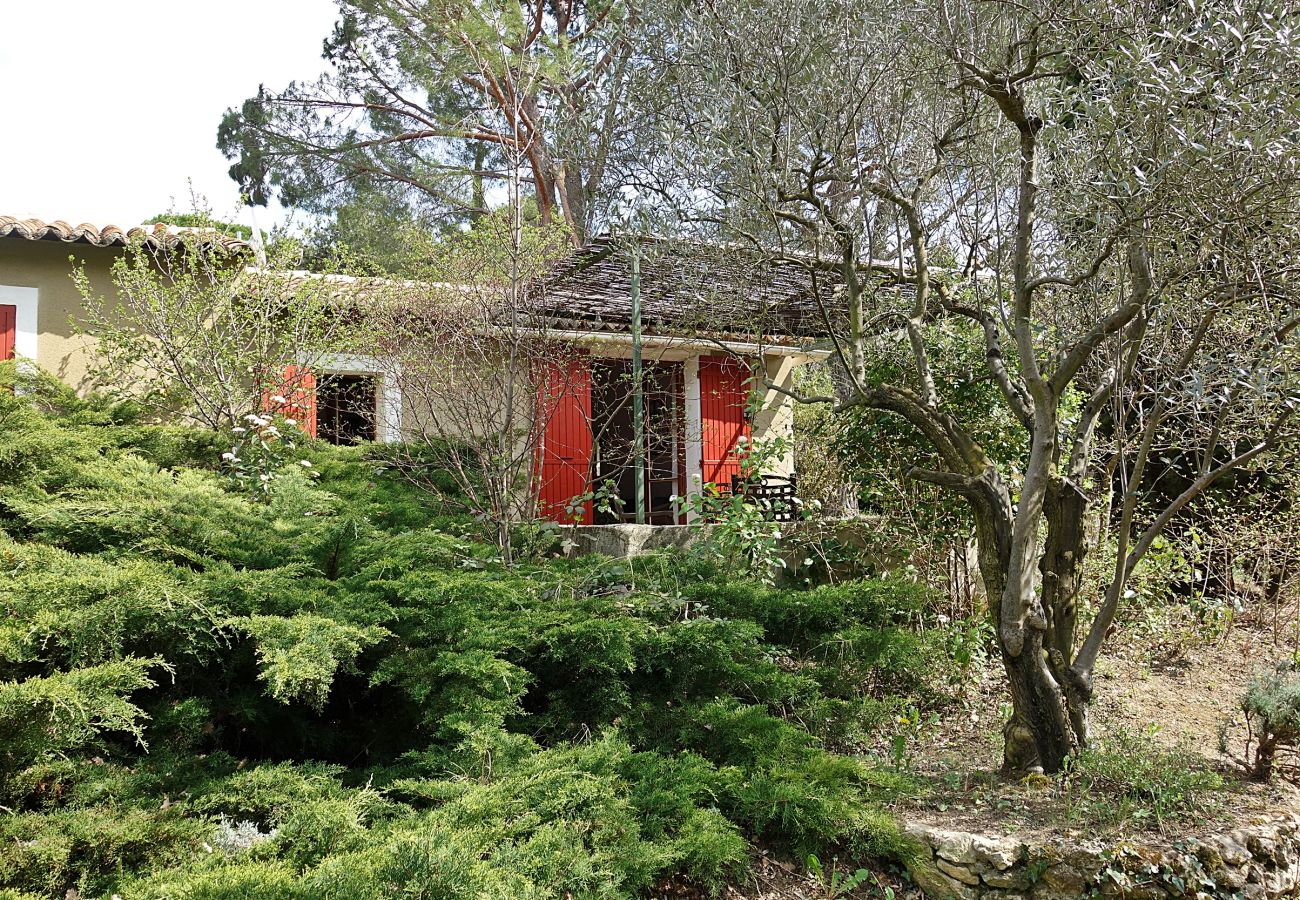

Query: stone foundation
<box><xmin>904</xmin><ymin>813</ymin><xmax>1300</xmax><ymax>898</ymax></box>
<box><xmin>565</xmin><ymin>524</ymin><xmax>710</xmax><ymax>558</ymax></box>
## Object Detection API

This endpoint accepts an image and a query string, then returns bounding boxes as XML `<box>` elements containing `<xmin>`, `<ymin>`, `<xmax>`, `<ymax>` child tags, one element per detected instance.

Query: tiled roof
<box><xmin>0</xmin><ymin>215</ymin><xmax>251</xmax><ymax>253</ymax></box>
<box><xmin>540</xmin><ymin>234</ymin><xmax>912</xmax><ymax>343</ymax></box>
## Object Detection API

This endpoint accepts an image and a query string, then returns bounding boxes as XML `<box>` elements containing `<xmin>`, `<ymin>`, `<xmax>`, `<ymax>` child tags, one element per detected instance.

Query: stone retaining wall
<box><xmin>904</xmin><ymin>813</ymin><xmax>1300</xmax><ymax>899</ymax></box>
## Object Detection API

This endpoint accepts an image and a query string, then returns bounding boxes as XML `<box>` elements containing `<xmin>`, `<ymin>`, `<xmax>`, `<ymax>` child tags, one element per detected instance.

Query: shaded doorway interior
<box><xmin>590</xmin><ymin>358</ymin><xmax>685</xmax><ymax>525</ymax></box>
<box><xmin>318</xmin><ymin>373</ymin><xmax>378</xmax><ymax>445</ymax></box>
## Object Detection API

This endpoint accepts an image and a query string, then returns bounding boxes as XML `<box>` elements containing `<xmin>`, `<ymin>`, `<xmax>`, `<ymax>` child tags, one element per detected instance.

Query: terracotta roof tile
<box><xmin>0</xmin><ymin>215</ymin><xmax>251</xmax><ymax>253</ymax></box>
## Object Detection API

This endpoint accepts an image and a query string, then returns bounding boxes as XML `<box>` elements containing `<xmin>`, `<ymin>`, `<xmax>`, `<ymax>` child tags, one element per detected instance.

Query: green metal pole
<box><xmin>631</xmin><ymin>245</ymin><xmax>646</xmax><ymax>524</ymax></box>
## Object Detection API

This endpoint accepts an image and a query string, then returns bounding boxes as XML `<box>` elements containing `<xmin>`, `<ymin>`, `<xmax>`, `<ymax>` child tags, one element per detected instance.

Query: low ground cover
<box><xmin>899</xmin><ymin>623</ymin><xmax>1300</xmax><ymax>848</ymax></box>
<box><xmin>0</xmin><ymin>374</ymin><xmax>970</xmax><ymax>899</ymax></box>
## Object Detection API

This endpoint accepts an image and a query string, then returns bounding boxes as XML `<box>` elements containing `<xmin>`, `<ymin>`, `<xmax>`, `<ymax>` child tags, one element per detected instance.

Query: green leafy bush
<box><xmin>0</xmin><ymin>393</ymin><xmax>961</xmax><ymax>896</ymax></box>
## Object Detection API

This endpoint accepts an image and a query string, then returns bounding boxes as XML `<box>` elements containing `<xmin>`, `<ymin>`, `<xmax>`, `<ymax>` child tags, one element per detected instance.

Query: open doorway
<box><xmin>589</xmin><ymin>358</ymin><xmax>685</xmax><ymax>525</ymax></box>
<box><xmin>317</xmin><ymin>373</ymin><xmax>378</xmax><ymax>444</ymax></box>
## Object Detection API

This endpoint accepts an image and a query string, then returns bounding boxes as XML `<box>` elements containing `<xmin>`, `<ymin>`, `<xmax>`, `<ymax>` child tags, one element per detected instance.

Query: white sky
<box><xmin>2</xmin><ymin>1</ymin><xmax>340</xmax><ymax>231</ymax></box>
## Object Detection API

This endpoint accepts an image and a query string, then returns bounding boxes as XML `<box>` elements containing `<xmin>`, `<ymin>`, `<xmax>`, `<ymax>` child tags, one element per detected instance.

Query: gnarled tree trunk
<box><xmin>958</xmin><ymin>463</ymin><xmax>1078</xmax><ymax>774</ymax></box>
<box><xmin>1040</xmin><ymin>476</ymin><xmax>1094</xmax><ymax>746</ymax></box>
<box><xmin>965</xmin><ymin>424</ymin><xmax>1093</xmax><ymax>774</ymax></box>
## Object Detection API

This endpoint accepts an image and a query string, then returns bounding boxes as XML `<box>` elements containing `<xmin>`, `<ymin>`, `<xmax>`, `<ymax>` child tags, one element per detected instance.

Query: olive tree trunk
<box><xmin>967</xmin><ymin>430</ymin><xmax>1091</xmax><ymax>774</ymax></box>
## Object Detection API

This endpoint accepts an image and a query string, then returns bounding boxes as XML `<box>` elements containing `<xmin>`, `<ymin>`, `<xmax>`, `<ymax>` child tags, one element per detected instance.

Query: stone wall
<box><xmin>904</xmin><ymin>813</ymin><xmax>1300</xmax><ymax>899</ymax></box>
<box><xmin>566</xmin><ymin>524</ymin><xmax>711</xmax><ymax>558</ymax></box>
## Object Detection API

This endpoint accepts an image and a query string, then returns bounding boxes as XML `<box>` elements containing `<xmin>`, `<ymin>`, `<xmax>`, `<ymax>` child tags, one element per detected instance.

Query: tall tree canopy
<box><xmin>218</xmin><ymin>0</ymin><xmax>636</xmax><ymax>244</ymax></box>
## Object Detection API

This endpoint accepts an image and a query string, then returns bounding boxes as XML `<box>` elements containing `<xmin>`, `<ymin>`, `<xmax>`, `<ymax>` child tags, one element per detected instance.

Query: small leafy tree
<box><xmin>362</xmin><ymin>214</ymin><xmax>578</xmax><ymax>562</ymax></box>
<box><xmin>1242</xmin><ymin>664</ymin><xmax>1300</xmax><ymax>781</ymax></box>
<box><xmin>680</xmin><ymin>436</ymin><xmax>796</xmax><ymax>584</ymax></box>
<box><xmin>74</xmin><ymin>226</ymin><xmax>351</xmax><ymax>431</ymax></box>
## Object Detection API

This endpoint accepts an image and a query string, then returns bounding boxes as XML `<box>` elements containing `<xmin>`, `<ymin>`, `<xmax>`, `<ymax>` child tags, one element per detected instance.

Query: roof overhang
<box><xmin>544</xmin><ymin>326</ymin><xmax>830</xmax><ymax>363</ymax></box>
<box><xmin>0</xmin><ymin>215</ymin><xmax>251</xmax><ymax>253</ymax></box>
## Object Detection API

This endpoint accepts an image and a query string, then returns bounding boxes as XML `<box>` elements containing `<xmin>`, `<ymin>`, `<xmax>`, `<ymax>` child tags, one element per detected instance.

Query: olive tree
<box><xmin>642</xmin><ymin>0</ymin><xmax>1300</xmax><ymax>772</ymax></box>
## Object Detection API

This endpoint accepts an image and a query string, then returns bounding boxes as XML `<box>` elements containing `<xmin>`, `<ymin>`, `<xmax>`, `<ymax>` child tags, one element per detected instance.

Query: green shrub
<box><xmin>107</xmin><ymin>425</ymin><xmax>228</xmax><ymax>471</ymax></box>
<box><xmin>669</xmin><ymin>700</ymin><xmax>909</xmax><ymax>857</ymax></box>
<box><xmin>0</xmin><ymin>397</ymin><xmax>937</xmax><ymax>895</ymax></box>
<box><xmin>310</xmin><ymin>833</ymin><xmax>532</xmax><ymax>900</ymax></box>
<box><xmin>0</xmin><ymin>805</ymin><xmax>207</xmax><ymax>897</ymax></box>
<box><xmin>812</xmin><ymin>624</ymin><xmax>934</xmax><ymax>696</ymax></box>
<box><xmin>0</xmin><ymin>659</ymin><xmax>159</xmax><ymax>775</ymax></box>
<box><xmin>1</xmin><ymin>749</ymin><xmax>210</xmax><ymax>812</ymax></box>
<box><xmin>1241</xmin><ymin>664</ymin><xmax>1300</xmax><ymax>780</ymax></box>
<box><xmin>688</xmin><ymin>579</ymin><xmax>928</xmax><ymax>649</ymax></box>
<box><xmin>274</xmin><ymin>793</ymin><xmax>375</xmax><ymax>867</ymax></box>
<box><xmin>189</xmin><ymin>761</ymin><xmax>357</xmax><ymax>825</ymax></box>
<box><xmin>392</xmin><ymin>734</ymin><xmax>748</xmax><ymax>896</ymax></box>
<box><xmin>238</xmin><ymin>614</ymin><xmax>388</xmax><ymax>710</ymax></box>
<box><xmin>0</xmin><ymin>543</ymin><xmax>220</xmax><ymax>669</ymax></box>
<box><xmin>126</xmin><ymin>860</ymin><xmax>308</xmax><ymax>900</ymax></box>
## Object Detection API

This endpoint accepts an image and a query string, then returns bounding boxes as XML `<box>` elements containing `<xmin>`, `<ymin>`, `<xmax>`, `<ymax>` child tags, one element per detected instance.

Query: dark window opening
<box><xmin>318</xmin><ymin>374</ymin><xmax>378</xmax><ymax>445</ymax></box>
<box><xmin>589</xmin><ymin>359</ymin><xmax>685</xmax><ymax>525</ymax></box>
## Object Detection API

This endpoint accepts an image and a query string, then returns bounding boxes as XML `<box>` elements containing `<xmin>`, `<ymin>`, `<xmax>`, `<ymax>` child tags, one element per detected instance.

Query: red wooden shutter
<box><xmin>699</xmin><ymin>355</ymin><xmax>752</xmax><ymax>491</ymax></box>
<box><xmin>262</xmin><ymin>365</ymin><xmax>317</xmax><ymax>438</ymax></box>
<box><xmin>535</xmin><ymin>353</ymin><xmax>593</xmax><ymax>523</ymax></box>
<box><xmin>0</xmin><ymin>305</ymin><xmax>15</xmax><ymax>361</ymax></box>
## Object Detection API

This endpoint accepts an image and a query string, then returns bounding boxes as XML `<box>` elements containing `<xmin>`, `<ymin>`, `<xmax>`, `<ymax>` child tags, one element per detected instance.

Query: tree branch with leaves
<box><xmin>638</xmin><ymin>0</ymin><xmax>1300</xmax><ymax>772</ymax></box>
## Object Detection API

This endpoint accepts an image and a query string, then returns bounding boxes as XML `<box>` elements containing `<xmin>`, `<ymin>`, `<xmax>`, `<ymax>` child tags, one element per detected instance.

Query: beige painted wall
<box><xmin>754</xmin><ymin>353</ymin><xmax>798</xmax><ymax>478</ymax></box>
<box><xmin>0</xmin><ymin>238</ymin><xmax>116</xmax><ymax>390</ymax></box>
<box><xmin>0</xmin><ymin>236</ymin><xmax>805</xmax><ymax>483</ymax></box>
<box><xmin>391</xmin><ymin>344</ymin><xmax>802</xmax><ymax>485</ymax></box>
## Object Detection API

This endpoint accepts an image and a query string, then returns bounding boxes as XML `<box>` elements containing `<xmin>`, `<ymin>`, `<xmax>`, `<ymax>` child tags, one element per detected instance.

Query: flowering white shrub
<box><xmin>221</xmin><ymin>412</ymin><xmax>317</xmax><ymax>499</ymax></box>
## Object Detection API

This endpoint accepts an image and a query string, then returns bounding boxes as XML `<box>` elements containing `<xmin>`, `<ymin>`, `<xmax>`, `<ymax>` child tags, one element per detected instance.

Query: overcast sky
<box><xmin>2</xmin><ymin>1</ymin><xmax>340</xmax><ymax>231</ymax></box>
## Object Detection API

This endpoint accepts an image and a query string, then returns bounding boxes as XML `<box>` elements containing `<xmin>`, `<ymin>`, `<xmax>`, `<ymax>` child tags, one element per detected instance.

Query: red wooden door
<box><xmin>0</xmin><ymin>305</ymin><xmax>15</xmax><ymax>361</ymax></box>
<box><xmin>535</xmin><ymin>354</ymin><xmax>593</xmax><ymax>523</ymax></box>
<box><xmin>699</xmin><ymin>355</ymin><xmax>752</xmax><ymax>491</ymax></box>
<box><xmin>262</xmin><ymin>364</ymin><xmax>318</xmax><ymax>438</ymax></box>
